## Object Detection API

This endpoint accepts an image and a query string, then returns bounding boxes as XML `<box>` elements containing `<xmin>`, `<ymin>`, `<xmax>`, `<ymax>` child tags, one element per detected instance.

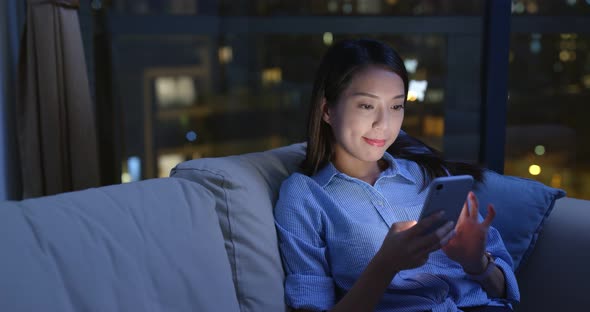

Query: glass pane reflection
<box><xmin>110</xmin><ymin>34</ymin><xmax>448</xmax><ymax>179</ymax></box>
<box><xmin>112</xmin><ymin>0</ymin><xmax>483</xmax><ymax>16</ymax></box>
<box><xmin>506</xmin><ymin>33</ymin><xmax>590</xmax><ymax>199</ymax></box>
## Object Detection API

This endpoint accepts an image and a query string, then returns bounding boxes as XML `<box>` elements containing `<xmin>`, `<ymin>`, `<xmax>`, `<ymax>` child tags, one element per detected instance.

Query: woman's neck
<box><xmin>333</xmin><ymin>158</ymin><xmax>388</xmax><ymax>186</ymax></box>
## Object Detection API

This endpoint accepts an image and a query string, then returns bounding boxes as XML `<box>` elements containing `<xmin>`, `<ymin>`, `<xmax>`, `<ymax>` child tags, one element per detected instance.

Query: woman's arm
<box><xmin>296</xmin><ymin>215</ymin><xmax>455</xmax><ymax>312</ymax></box>
<box><xmin>463</xmin><ymin>252</ymin><xmax>507</xmax><ymax>298</ymax></box>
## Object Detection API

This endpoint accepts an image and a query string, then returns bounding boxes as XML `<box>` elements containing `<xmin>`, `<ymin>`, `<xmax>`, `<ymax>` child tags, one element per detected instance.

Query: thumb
<box><xmin>481</xmin><ymin>204</ymin><xmax>496</xmax><ymax>227</ymax></box>
<box><xmin>391</xmin><ymin>220</ymin><xmax>417</xmax><ymax>233</ymax></box>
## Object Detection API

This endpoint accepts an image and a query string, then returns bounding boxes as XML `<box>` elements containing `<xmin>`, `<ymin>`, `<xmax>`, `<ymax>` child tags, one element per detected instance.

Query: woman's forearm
<box><xmin>478</xmin><ymin>264</ymin><xmax>506</xmax><ymax>298</ymax></box>
<box><xmin>464</xmin><ymin>254</ymin><xmax>507</xmax><ymax>298</ymax></box>
<box><xmin>326</xmin><ymin>249</ymin><xmax>399</xmax><ymax>312</ymax></box>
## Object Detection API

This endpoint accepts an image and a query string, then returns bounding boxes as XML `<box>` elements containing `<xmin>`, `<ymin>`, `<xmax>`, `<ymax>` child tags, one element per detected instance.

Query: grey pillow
<box><xmin>0</xmin><ymin>178</ymin><xmax>239</xmax><ymax>312</ymax></box>
<box><xmin>171</xmin><ymin>143</ymin><xmax>306</xmax><ymax>312</ymax></box>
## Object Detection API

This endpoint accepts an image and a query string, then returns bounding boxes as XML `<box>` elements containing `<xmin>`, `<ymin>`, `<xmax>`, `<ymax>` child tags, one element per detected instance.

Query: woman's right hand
<box><xmin>379</xmin><ymin>212</ymin><xmax>455</xmax><ymax>273</ymax></box>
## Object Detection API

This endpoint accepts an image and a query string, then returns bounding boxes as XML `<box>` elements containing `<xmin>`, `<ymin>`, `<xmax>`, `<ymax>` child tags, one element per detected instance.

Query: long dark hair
<box><xmin>302</xmin><ymin>38</ymin><xmax>483</xmax><ymax>186</ymax></box>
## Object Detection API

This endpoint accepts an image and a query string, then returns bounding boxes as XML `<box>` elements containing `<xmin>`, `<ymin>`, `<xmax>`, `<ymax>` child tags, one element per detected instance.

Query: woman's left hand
<box><xmin>442</xmin><ymin>191</ymin><xmax>496</xmax><ymax>274</ymax></box>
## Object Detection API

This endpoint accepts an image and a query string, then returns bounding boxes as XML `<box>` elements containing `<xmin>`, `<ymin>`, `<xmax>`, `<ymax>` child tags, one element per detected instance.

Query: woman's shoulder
<box><xmin>280</xmin><ymin>172</ymin><xmax>320</xmax><ymax>194</ymax></box>
<box><xmin>276</xmin><ymin>172</ymin><xmax>328</xmax><ymax>218</ymax></box>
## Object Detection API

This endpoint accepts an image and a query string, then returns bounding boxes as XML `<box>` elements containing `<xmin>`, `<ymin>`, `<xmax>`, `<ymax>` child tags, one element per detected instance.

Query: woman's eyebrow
<box><xmin>350</xmin><ymin>92</ymin><xmax>406</xmax><ymax>100</ymax></box>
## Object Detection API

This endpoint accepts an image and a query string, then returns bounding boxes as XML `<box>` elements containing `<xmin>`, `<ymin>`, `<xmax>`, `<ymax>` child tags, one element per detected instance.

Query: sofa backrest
<box><xmin>171</xmin><ymin>143</ymin><xmax>306</xmax><ymax>312</ymax></box>
<box><xmin>170</xmin><ymin>140</ymin><xmax>564</xmax><ymax>312</ymax></box>
<box><xmin>0</xmin><ymin>178</ymin><xmax>240</xmax><ymax>312</ymax></box>
<box><xmin>516</xmin><ymin>197</ymin><xmax>590</xmax><ymax>312</ymax></box>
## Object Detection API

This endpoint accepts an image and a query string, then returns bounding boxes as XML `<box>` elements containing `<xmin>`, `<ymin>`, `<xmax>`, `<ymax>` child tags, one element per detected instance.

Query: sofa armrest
<box><xmin>516</xmin><ymin>197</ymin><xmax>590</xmax><ymax>311</ymax></box>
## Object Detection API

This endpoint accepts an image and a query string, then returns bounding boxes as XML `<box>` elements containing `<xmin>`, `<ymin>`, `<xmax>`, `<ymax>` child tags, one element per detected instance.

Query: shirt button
<box><xmin>375</xmin><ymin>200</ymin><xmax>383</xmax><ymax>206</ymax></box>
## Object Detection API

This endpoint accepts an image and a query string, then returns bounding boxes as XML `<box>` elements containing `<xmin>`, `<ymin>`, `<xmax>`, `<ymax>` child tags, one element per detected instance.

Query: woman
<box><xmin>274</xmin><ymin>39</ymin><xmax>519</xmax><ymax>312</ymax></box>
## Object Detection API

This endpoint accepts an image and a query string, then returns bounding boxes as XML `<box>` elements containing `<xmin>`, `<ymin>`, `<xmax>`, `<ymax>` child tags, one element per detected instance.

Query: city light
<box><xmin>327</xmin><ymin>1</ymin><xmax>338</xmax><ymax>12</ymax></box>
<box><xmin>218</xmin><ymin>46</ymin><xmax>233</xmax><ymax>64</ymax></box>
<box><xmin>121</xmin><ymin>172</ymin><xmax>131</xmax><ymax>183</ymax></box>
<box><xmin>118</xmin><ymin>159</ymin><xmax>139</xmax><ymax>184</ymax></box>
<box><xmin>551</xmin><ymin>173</ymin><xmax>563</xmax><ymax>188</ymax></box>
<box><xmin>404</xmin><ymin>58</ymin><xmax>418</xmax><ymax>73</ymax></box>
<box><xmin>423</xmin><ymin>115</ymin><xmax>444</xmax><ymax>137</ymax></box>
<box><xmin>158</xmin><ymin>154</ymin><xmax>184</xmax><ymax>178</ymax></box>
<box><xmin>323</xmin><ymin>32</ymin><xmax>333</xmax><ymax>46</ymax></box>
<box><xmin>425</xmin><ymin>88</ymin><xmax>444</xmax><ymax>103</ymax></box>
<box><xmin>128</xmin><ymin>156</ymin><xmax>141</xmax><ymax>182</ymax></box>
<box><xmin>534</xmin><ymin>145</ymin><xmax>545</xmax><ymax>156</ymax></box>
<box><xmin>186</xmin><ymin>131</ymin><xmax>197</xmax><ymax>142</ymax></box>
<box><xmin>512</xmin><ymin>1</ymin><xmax>525</xmax><ymax>14</ymax></box>
<box><xmin>529</xmin><ymin>164</ymin><xmax>542</xmax><ymax>176</ymax></box>
<box><xmin>526</xmin><ymin>1</ymin><xmax>539</xmax><ymax>14</ymax></box>
<box><xmin>155</xmin><ymin>76</ymin><xmax>195</xmax><ymax>108</ymax></box>
<box><xmin>530</xmin><ymin>39</ymin><xmax>541</xmax><ymax>54</ymax></box>
<box><xmin>408</xmin><ymin>80</ymin><xmax>428</xmax><ymax>102</ymax></box>
<box><xmin>262</xmin><ymin>67</ymin><xmax>282</xmax><ymax>86</ymax></box>
<box><xmin>342</xmin><ymin>3</ymin><xmax>353</xmax><ymax>14</ymax></box>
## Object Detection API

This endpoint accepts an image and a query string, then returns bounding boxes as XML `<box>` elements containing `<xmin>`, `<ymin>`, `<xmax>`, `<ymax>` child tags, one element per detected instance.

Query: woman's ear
<box><xmin>321</xmin><ymin>98</ymin><xmax>331</xmax><ymax>125</ymax></box>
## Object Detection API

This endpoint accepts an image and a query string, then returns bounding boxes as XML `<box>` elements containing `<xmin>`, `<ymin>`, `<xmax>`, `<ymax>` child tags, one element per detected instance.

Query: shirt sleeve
<box><xmin>274</xmin><ymin>174</ymin><xmax>336</xmax><ymax>311</ymax></box>
<box><xmin>485</xmin><ymin>225</ymin><xmax>521</xmax><ymax>304</ymax></box>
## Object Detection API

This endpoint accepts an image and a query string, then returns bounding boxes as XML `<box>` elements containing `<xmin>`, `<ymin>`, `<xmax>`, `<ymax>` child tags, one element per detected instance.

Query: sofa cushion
<box><xmin>473</xmin><ymin>170</ymin><xmax>565</xmax><ymax>271</ymax></box>
<box><xmin>171</xmin><ymin>143</ymin><xmax>306</xmax><ymax>312</ymax></box>
<box><xmin>0</xmin><ymin>178</ymin><xmax>239</xmax><ymax>312</ymax></box>
<box><xmin>515</xmin><ymin>197</ymin><xmax>590</xmax><ymax>312</ymax></box>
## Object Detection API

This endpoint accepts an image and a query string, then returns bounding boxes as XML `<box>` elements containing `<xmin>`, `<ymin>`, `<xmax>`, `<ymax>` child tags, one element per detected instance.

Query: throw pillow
<box><xmin>473</xmin><ymin>170</ymin><xmax>566</xmax><ymax>272</ymax></box>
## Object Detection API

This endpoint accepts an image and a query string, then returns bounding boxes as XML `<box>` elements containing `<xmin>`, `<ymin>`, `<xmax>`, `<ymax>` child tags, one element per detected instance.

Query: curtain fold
<box><xmin>17</xmin><ymin>0</ymin><xmax>100</xmax><ymax>198</ymax></box>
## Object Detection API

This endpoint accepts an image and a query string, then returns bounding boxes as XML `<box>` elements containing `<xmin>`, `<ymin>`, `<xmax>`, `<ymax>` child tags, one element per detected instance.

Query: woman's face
<box><xmin>323</xmin><ymin>65</ymin><xmax>406</xmax><ymax>168</ymax></box>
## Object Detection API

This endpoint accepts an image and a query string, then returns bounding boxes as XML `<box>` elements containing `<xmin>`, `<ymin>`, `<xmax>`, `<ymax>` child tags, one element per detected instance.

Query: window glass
<box><xmin>110</xmin><ymin>34</ymin><xmax>448</xmax><ymax>179</ymax></box>
<box><xmin>511</xmin><ymin>0</ymin><xmax>590</xmax><ymax>16</ymax></box>
<box><xmin>506</xmin><ymin>33</ymin><xmax>590</xmax><ymax>199</ymax></box>
<box><xmin>112</xmin><ymin>0</ymin><xmax>483</xmax><ymax>16</ymax></box>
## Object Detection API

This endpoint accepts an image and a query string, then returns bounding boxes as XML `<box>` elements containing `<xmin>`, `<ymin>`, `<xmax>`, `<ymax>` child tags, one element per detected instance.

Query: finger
<box><xmin>439</xmin><ymin>229</ymin><xmax>456</xmax><ymax>246</ymax></box>
<box><xmin>392</xmin><ymin>220</ymin><xmax>417</xmax><ymax>233</ymax></box>
<box><xmin>410</xmin><ymin>211</ymin><xmax>444</xmax><ymax>236</ymax></box>
<box><xmin>460</xmin><ymin>200</ymin><xmax>470</xmax><ymax>220</ymax></box>
<box><xmin>468</xmin><ymin>192</ymin><xmax>480</xmax><ymax>220</ymax></box>
<box><xmin>414</xmin><ymin>221</ymin><xmax>454</xmax><ymax>252</ymax></box>
<box><xmin>467</xmin><ymin>191</ymin><xmax>479</xmax><ymax>221</ymax></box>
<box><xmin>433</xmin><ymin>220</ymin><xmax>455</xmax><ymax>240</ymax></box>
<box><xmin>481</xmin><ymin>204</ymin><xmax>496</xmax><ymax>228</ymax></box>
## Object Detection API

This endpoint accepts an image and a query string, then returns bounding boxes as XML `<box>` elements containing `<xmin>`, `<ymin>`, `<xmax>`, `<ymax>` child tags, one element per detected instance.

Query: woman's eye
<box><xmin>391</xmin><ymin>104</ymin><xmax>405</xmax><ymax>110</ymax></box>
<box><xmin>359</xmin><ymin>104</ymin><xmax>373</xmax><ymax>110</ymax></box>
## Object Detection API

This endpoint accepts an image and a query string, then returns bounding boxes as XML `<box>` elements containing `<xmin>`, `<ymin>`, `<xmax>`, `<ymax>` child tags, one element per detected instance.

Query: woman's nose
<box><xmin>372</xmin><ymin>109</ymin><xmax>388</xmax><ymax>129</ymax></box>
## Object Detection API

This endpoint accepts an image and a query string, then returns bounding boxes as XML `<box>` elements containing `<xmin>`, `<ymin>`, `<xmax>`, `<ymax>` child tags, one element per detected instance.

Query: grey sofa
<box><xmin>0</xmin><ymin>143</ymin><xmax>588</xmax><ymax>311</ymax></box>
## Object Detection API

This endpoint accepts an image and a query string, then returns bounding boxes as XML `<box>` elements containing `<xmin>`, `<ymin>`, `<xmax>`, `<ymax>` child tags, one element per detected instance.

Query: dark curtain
<box><xmin>16</xmin><ymin>0</ymin><xmax>100</xmax><ymax>198</ymax></box>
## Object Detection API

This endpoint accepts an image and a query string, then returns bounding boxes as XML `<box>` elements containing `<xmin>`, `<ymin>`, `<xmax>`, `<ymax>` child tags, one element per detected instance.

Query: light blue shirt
<box><xmin>274</xmin><ymin>152</ymin><xmax>520</xmax><ymax>312</ymax></box>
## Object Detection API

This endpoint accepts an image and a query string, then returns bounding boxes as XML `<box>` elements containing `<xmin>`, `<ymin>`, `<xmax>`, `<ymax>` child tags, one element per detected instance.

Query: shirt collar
<box><xmin>312</xmin><ymin>152</ymin><xmax>417</xmax><ymax>187</ymax></box>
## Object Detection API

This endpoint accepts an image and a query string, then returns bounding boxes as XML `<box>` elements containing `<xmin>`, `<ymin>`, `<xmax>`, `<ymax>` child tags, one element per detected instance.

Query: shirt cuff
<box><xmin>493</xmin><ymin>256</ymin><xmax>521</xmax><ymax>303</ymax></box>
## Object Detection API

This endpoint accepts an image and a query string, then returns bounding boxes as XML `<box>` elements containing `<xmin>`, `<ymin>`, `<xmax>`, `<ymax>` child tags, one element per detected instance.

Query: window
<box><xmin>89</xmin><ymin>1</ymin><xmax>486</xmax><ymax>182</ymax></box>
<box><xmin>506</xmin><ymin>33</ymin><xmax>590</xmax><ymax>199</ymax></box>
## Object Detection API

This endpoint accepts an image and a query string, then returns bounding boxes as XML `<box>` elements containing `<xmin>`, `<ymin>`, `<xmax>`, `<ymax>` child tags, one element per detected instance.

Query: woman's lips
<box><xmin>363</xmin><ymin>137</ymin><xmax>386</xmax><ymax>147</ymax></box>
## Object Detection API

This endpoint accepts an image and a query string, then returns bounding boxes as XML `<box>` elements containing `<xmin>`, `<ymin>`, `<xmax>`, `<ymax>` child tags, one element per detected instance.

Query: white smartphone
<box><xmin>418</xmin><ymin>175</ymin><xmax>475</xmax><ymax>234</ymax></box>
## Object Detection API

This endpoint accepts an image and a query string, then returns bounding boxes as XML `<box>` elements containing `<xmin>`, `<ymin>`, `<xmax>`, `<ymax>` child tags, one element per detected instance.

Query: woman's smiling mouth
<box><xmin>362</xmin><ymin>137</ymin><xmax>386</xmax><ymax>147</ymax></box>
